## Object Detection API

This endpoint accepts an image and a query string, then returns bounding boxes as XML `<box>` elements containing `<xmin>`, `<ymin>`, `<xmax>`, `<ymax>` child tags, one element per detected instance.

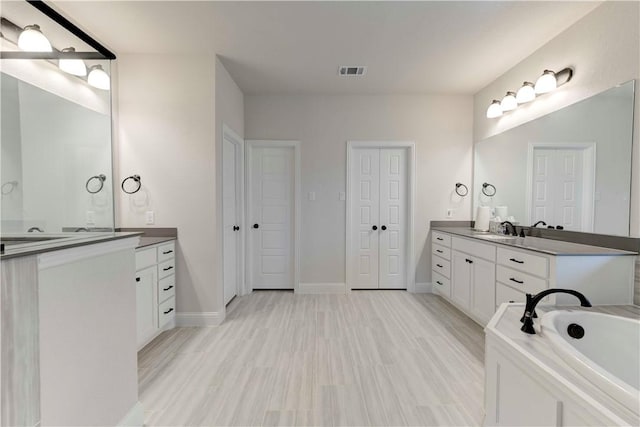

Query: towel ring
<box><xmin>1</xmin><ymin>180</ymin><xmax>18</xmax><ymax>195</ymax></box>
<box><xmin>121</xmin><ymin>175</ymin><xmax>142</xmax><ymax>194</ymax></box>
<box><xmin>455</xmin><ymin>183</ymin><xmax>468</xmax><ymax>197</ymax></box>
<box><xmin>482</xmin><ymin>182</ymin><xmax>496</xmax><ymax>197</ymax></box>
<box><xmin>85</xmin><ymin>174</ymin><xmax>106</xmax><ymax>194</ymax></box>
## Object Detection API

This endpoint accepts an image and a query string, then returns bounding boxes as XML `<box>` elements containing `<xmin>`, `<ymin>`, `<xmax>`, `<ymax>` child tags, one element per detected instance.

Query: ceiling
<box><xmin>48</xmin><ymin>1</ymin><xmax>600</xmax><ymax>95</ymax></box>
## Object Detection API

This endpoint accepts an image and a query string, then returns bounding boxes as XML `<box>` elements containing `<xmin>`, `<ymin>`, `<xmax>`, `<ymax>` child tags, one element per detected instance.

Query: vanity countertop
<box><xmin>137</xmin><ymin>236</ymin><xmax>177</xmax><ymax>248</ymax></box>
<box><xmin>0</xmin><ymin>232</ymin><xmax>143</xmax><ymax>260</ymax></box>
<box><xmin>432</xmin><ymin>226</ymin><xmax>637</xmax><ymax>256</ymax></box>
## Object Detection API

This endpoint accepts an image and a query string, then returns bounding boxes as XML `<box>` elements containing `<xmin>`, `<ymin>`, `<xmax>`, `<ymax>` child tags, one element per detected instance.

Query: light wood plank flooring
<box><xmin>138</xmin><ymin>291</ymin><xmax>485</xmax><ymax>426</ymax></box>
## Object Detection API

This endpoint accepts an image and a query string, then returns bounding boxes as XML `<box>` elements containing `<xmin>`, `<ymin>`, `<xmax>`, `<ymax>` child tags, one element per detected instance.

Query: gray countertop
<box><xmin>0</xmin><ymin>232</ymin><xmax>143</xmax><ymax>260</ymax></box>
<box><xmin>137</xmin><ymin>236</ymin><xmax>177</xmax><ymax>248</ymax></box>
<box><xmin>433</xmin><ymin>226</ymin><xmax>637</xmax><ymax>256</ymax></box>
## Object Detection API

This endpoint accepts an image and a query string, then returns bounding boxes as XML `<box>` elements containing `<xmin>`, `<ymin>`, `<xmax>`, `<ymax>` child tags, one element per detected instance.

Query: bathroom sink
<box><xmin>477</xmin><ymin>234</ymin><xmax>520</xmax><ymax>242</ymax></box>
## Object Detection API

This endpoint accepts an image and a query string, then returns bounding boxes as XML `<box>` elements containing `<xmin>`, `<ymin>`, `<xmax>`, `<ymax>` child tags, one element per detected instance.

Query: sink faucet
<box><xmin>531</xmin><ymin>220</ymin><xmax>547</xmax><ymax>228</ymax></box>
<box><xmin>500</xmin><ymin>221</ymin><xmax>518</xmax><ymax>236</ymax></box>
<box><xmin>27</xmin><ymin>227</ymin><xmax>43</xmax><ymax>232</ymax></box>
<box><xmin>520</xmin><ymin>288</ymin><xmax>592</xmax><ymax>334</ymax></box>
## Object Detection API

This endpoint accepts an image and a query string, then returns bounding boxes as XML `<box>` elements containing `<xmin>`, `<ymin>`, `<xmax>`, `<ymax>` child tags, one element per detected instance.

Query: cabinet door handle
<box><xmin>465</xmin><ymin>258</ymin><xmax>473</xmax><ymax>264</ymax></box>
<box><xmin>163</xmin><ymin>308</ymin><xmax>174</xmax><ymax>314</ymax></box>
<box><xmin>436</xmin><ymin>237</ymin><xmax>443</xmax><ymax>241</ymax></box>
<box><xmin>436</xmin><ymin>281</ymin><xmax>443</xmax><ymax>286</ymax></box>
<box><xmin>509</xmin><ymin>278</ymin><xmax>524</xmax><ymax>284</ymax></box>
<box><xmin>163</xmin><ymin>266</ymin><xmax>174</xmax><ymax>271</ymax></box>
<box><xmin>436</xmin><ymin>264</ymin><xmax>443</xmax><ymax>268</ymax></box>
<box><xmin>372</xmin><ymin>225</ymin><xmax>378</xmax><ymax>231</ymax></box>
<box><xmin>436</xmin><ymin>249</ymin><xmax>443</xmax><ymax>253</ymax></box>
<box><xmin>162</xmin><ymin>250</ymin><xmax>173</xmax><ymax>254</ymax></box>
<box><xmin>509</xmin><ymin>258</ymin><xmax>524</xmax><ymax>264</ymax></box>
<box><xmin>135</xmin><ymin>277</ymin><xmax>140</xmax><ymax>282</ymax></box>
<box><xmin>163</xmin><ymin>285</ymin><xmax>174</xmax><ymax>291</ymax></box>
<box><xmin>253</xmin><ymin>224</ymin><xmax>259</xmax><ymax>229</ymax></box>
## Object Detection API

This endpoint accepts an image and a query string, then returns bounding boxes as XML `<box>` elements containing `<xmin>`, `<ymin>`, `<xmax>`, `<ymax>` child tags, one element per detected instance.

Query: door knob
<box><xmin>372</xmin><ymin>225</ymin><xmax>378</xmax><ymax>230</ymax></box>
<box><xmin>253</xmin><ymin>224</ymin><xmax>259</xmax><ymax>229</ymax></box>
<box><xmin>381</xmin><ymin>225</ymin><xmax>387</xmax><ymax>230</ymax></box>
<box><xmin>233</xmin><ymin>225</ymin><xmax>240</xmax><ymax>231</ymax></box>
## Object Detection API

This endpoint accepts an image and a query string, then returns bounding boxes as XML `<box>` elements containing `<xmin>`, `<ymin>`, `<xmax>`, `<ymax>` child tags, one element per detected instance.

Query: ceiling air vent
<box><xmin>338</xmin><ymin>66</ymin><xmax>367</xmax><ymax>77</ymax></box>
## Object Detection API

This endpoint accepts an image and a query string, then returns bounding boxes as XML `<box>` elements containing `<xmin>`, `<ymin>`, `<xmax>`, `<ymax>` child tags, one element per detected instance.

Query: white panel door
<box><xmin>531</xmin><ymin>148</ymin><xmax>584</xmax><ymax>231</ymax></box>
<box><xmin>250</xmin><ymin>147</ymin><xmax>294</xmax><ymax>289</ymax></box>
<box><xmin>223</xmin><ymin>138</ymin><xmax>240</xmax><ymax>305</ymax></box>
<box><xmin>350</xmin><ymin>148</ymin><xmax>380</xmax><ymax>289</ymax></box>
<box><xmin>379</xmin><ymin>148</ymin><xmax>407</xmax><ymax>288</ymax></box>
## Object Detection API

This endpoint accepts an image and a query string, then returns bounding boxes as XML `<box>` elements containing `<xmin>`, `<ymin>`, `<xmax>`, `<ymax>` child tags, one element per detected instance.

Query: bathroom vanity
<box><xmin>431</xmin><ymin>227</ymin><xmax>636</xmax><ymax>326</ymax></box>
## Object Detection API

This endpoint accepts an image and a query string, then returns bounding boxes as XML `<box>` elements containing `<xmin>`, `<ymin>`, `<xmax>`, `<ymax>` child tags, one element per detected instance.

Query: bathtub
<box><xmin>541</xmin><ymin>310</ymin><xmax>640</xmax><ymax>414</ymax></box>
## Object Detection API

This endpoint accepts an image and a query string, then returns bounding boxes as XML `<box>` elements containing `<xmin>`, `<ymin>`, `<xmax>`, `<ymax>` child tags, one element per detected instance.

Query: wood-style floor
<box><xmin>138</xmin><ymin>291</ymin><xmax>485</xmax><ymax>426</ymax></box>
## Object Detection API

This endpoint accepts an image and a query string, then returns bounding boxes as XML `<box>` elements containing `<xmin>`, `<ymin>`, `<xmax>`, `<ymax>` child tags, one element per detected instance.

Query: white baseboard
<box><xmin>118</xmin><ymin>401</ymin><xmax>144</xmax><ymax>427</ymax></box>
<box><xmin>414</xmin><ymin>282</ymin><xmax>432</xmax><ymax>293</ymax></box>
<box><xmin>176</xmin><ymin>311</ymin><xmax>223</xmax><ymax>327</ymax></box>
<box><xmin>296</xmin><ymin>282</ymin><xmax>347</xmax><ymax>294</ymax></box>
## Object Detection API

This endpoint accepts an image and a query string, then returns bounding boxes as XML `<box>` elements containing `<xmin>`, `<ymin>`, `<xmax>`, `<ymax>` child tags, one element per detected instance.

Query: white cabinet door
<box><xmin>350</xmin><ymin>148</ymin><xmax>380</xmax><ymax>288</ymax></box>
<box><xmin>379</xmin><ymin>148</ymin><xmax>407</xmax><ymax>288</ymax></box>
<box><xmin>250</xmin><ymin>147</ymin><xmax>294</xmax><ymax>289</ymax></box>
<box><xmin>451</xmin><ymin>250</ymin><xmax>472</xmax><ymax>309</ymax></box>
<box><xmin>470</xmin><ymin>256</ymin><xmax>496</xmax><ymax>324</ymax></box>
<box><xmin>223</xmin><ymin>137</ymin><xmax>240</xmax><ymax>304</ymax></box>
<box><xmin>135</xmin><ymin>266</ymin><xmax>157</xmax><ymax>348</ymax></box>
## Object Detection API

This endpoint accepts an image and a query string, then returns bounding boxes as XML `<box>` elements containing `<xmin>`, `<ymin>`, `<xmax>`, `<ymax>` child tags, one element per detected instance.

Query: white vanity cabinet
<box><xmin>135</xmin><ymin>240</ymin><xmax>176</xmax><ymax>349</ymax></box>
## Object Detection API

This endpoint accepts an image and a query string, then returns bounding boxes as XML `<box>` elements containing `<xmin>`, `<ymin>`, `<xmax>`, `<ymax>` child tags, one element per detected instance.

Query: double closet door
<box><xmin>350</xmin><ymin>148</ymin><xmax>407</xmax><ymax>289</ymax></box>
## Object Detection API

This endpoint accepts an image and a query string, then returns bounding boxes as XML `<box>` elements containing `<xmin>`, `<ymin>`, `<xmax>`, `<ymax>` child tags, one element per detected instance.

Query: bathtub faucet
<box><xmin>520</xmin><ymin>289</ymin><xmax>592</xmax><ymax>334</ymax></box>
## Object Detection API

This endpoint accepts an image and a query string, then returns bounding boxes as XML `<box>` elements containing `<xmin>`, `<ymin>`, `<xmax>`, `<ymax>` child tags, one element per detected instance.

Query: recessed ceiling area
<box><xmin>52</xmin><ymin>1</ymin><xmax>601</xmax><ymax>95</ymax></box>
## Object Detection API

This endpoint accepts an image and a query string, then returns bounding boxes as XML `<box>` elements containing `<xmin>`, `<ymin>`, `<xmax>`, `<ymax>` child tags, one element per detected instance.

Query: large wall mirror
<box><xmin>474</xmin><ymin>80</ymin><xmax>635</xmax><ymax>237</ymax></box>
<box><xmin>1</xmin><ymin>70</ymin><xmax>114</xmax><ymax>233</ymax></box>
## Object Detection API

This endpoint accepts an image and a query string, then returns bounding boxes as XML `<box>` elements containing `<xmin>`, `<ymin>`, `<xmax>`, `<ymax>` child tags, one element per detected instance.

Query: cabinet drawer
<box><xmin>135</xmin><ymin>247</ymin><xmax>157</xmax><ymax>271</ymax></box>
<box><xmin>452</xmin><ymin>237</ymin><xmax>496</xmax><ymax>262</ymax></box>
<box><xmin>432</xmin><ymin>272</ymin><xmax>451</xmax><ymax>298</ymax></box>
<box><xmin>495</xmin><ymin>282</ymin><xmax>527</xmax><ymax>308</ymax></box>
<box><xmin>497</xmin><ymin>247</ymin><xmax>548</xmax><ymax>278</ymax></box>
<box><xmin>158</xmin><ymin>297</ymin><xmax>176</xmax><ymax>328</ymax></box>
<box><xmin>158</xmin><ymin>259</ymin><xmax>175</xmax><ymax>279</ymax></box>
<box><xmin>432</xmin><ymin>231</ymin><xmax>451</xmax><ymax>247</ymax></box>
<box><xmin>432</xmin><ymin>244</ymin><xmax>451</xmax><ymax>260</ymax></box>
<box><xmin>432</xmin><ymin>254</ymin><xmax>451</xmax><ymax>278</ymax></box>
<box><xmin>157</xmin><ymin>241</ymin><xmax>176</xmax><ymax>263</ymax></box>
<box><xmin>158</xmin><ymin>275</ymin><xmax>176</xmax><ymax>303</ymax></box>
<box><xmin>497</xmin><ymin>265</ymin><xmax>547</xmax><ymax>295</ymax></box>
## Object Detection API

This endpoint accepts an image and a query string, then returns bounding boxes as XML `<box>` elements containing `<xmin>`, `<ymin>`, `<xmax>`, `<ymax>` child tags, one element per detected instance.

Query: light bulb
<box><xmin>501</xmin><ymin>92</ymin><xmax>517</xmax><ymax>112</ymax></box>
<box><xmin>18</xmin><ymin>24</ymin><xmax>52</xmax><ymax>52</ymax></box>
<box><xmin>535</xmin><ymin>70</ymin><xmax>557</xmax><ymax>94</ymax></box>
<box><xmin>87</xmin><ymin>65</ymin><xmax>110</xmax><ymax>90</ymax></box>
<box><xmin>486</xmin><ymin>100</ymin><xmax>503</xmax><ymax>119</ymax></box>
<box><xmin>516</xmin><ymin>82</ymin><xmax>536</xmax><ymax>104</ymax></box>
<box><xmin>59</xmin><ymin>47</ymin><xmax>87</xmax><ymax>77</ymax></box>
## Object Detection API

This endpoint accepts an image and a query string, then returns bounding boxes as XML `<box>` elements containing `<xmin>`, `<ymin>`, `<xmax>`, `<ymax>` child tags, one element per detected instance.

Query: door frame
<box><xmin>219</xmin><ymin>124</ymin><xmax>245</xmax><ymax>306</ymax></box>
<box><xmin>525</xmin><ymin>142</ymin><xmax>596</xmax><ymax>231</ymax></box>
<box><xmin>346</xmin><ymin>141</ymin><xmax>416</xmax><ymax>292</ymax></box>
<box><xmin>245</xmin><ymin>140</ymin><xmax>301</xmax><ymax>293</ymax></box>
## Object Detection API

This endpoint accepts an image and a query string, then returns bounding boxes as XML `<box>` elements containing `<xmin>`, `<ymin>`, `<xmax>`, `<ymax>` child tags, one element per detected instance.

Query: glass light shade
<box><xmin>59</xmin><ymin>47</ymin><xmax>87</xmax><ymax>77</ymax></box>
<box><xmin>535</xmin><ymin>70</ymin><xmax>557</xmax><ymax>94</ymax></box>
<box><xmin>516</xmin><ymin>82</ymin><xmax>536</xmax><ymax>104</ymax></box>
<box><xmin>501</xmin><ymin>92</ymin><xmax>517</xmax><ymax>112</ymax></box>
<box><xmin>18</xmin><ymin>24</ymin><xmax>52</xmax><ymax>52</ymax></box>
<box><xmin>87</xmin><ymin>65</ymin><xmax>110</xmax><ymax>90</ymax></box>
<box><xmin>486</xmin><ymin>100</ymin><xmax>503</xmax><ymax>118</ymax></box>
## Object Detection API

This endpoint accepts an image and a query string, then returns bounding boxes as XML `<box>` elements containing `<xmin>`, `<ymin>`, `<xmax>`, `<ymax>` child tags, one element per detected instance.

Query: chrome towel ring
<box><xmin>121</xmin><ymin>175</ymin><xmax>141</xmax><ymax>194</ymax></box>
<box><xmin>85</xmin><ymin>174</ymin><xmax>106</xmax><ymax>194</ymax></box>
<box><xmin>455</xmin><ymin>183</ymin><xmax>468</xmax><ymax>197</ymax></box>
<box><xmin>482</xmin><ymin>182</ymin><xmax>496</xmax><ymax>197</ymax></box>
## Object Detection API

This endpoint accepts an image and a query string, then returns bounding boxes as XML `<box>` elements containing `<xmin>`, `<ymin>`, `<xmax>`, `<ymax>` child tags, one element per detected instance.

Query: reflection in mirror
<box><xmin>1</xmin><ymin>72</ymin><xmax>114</xmax><ymax>232</ymax></box>
<box><xmin>474</xmin><ymin>80</ymin><xmax>635</xmax><ymax>236</ymax></box>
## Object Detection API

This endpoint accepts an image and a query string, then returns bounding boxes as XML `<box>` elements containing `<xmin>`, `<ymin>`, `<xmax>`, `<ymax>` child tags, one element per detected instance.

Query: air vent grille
<box><xmin>338</xmin><ymin>66</ymin><xmax>367</xmax><ymax>76</ymax></box>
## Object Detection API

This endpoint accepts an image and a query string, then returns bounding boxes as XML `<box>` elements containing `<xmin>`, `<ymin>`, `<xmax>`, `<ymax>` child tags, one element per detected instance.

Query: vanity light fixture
<box><xmin>17</xmin><ymin>24</ymin><xmax>52</xmax><ymax>52</ymax></box>
<box><xmin>501</xmin><ymin>92</ymin><xmax>518</xmax><ymax>112</ymax></box>
<box><xmin>58</xmin><ymin>47</ymin><xmax>87</xmax><ymax>76</ymax></box>
<box><xmin>516</xmin><ymin>82</ymin><xmax>536</xmax><ymax>104</ymax></box>
<box><xmin>87</xmin><ymin>65</ymin><xmax>110</xmax><ymax>90</ymax></box>
<box><xmin>486</xmin><ymin>100</ymin><xmax>503</xmax><ymax>118</ymax></box>
<box><xmin>534</xmin><ymin>69</ymin><xmax>557</xmax><ymax>94</ymax></box>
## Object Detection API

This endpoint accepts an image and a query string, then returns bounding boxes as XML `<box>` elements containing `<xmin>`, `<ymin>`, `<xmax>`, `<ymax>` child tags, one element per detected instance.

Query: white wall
<box><xmin>245</xmin><ymin>95</ymin><xmax>473</xmax><ymax>286</ymax></box>
<box><xmin>114</xmin><ymin>54</ymin><xmax>218</xmax><ymax>314</ymax></box>
<box><xmin>473</xmin><ymin>1</ymin><xmax>640</xmax><ymax>236</ymax></box>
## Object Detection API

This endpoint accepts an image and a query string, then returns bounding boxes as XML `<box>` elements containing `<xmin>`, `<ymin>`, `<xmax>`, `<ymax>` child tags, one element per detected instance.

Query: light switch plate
<box><xmin>446</xmin><ymin>208</ymin><xmax>455</xmax><ymax>218</ymax></box>
<box><xmin>308</xmin><ymin>192</ymin><xmax>316</xmax><ymax>201</ymax></box>
<box><xmin>145</xmin><ymin>211</ymin><xmax>155</xmax><ymax>225</ymax></box>
<box><xmin>86</xmin><ymin>211</ymin><xmax>95</xmax><ymax>225</ymax></box>
<box><xmin>339</xmin><ymin>192</ymin><xmax>346</xmax><ymax>201</ymax></box>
